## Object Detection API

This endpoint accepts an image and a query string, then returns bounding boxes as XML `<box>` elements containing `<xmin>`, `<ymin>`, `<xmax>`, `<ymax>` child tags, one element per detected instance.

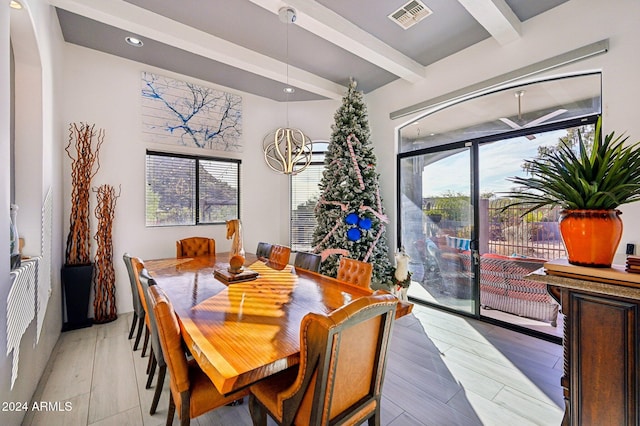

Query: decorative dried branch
<box><xmin>64</xmin><ymin>123</ymin><xmax>103</xmax><ymax>265</ymax></box>
<box><xmin>93</xmin><ymin>184</ymin><xmax>120</xmax><ymax>323</ymax></box>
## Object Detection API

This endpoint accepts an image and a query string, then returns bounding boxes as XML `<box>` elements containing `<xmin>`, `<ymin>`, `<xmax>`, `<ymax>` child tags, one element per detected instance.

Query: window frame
<box><xmin>145</xmin><ymin>150</ymin><xmax>241</xmax><ymax>227</ymax></box>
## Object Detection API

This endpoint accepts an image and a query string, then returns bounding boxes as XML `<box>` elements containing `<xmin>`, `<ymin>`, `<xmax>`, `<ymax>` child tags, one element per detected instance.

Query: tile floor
<box><xmin>22</xmin><ymin>303</ymin><xmax>564</xmax><ymax>425</ymax></box>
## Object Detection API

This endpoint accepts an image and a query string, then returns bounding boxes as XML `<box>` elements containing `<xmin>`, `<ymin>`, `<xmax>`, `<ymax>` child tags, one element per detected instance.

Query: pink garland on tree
<box><xmin>346</xmin><ymin>134</ymin><xmax>365</xmax><ymax>190</ymax></box>
<box><xmin>359</xmin><ymin>205</ymin><xmax>388</xmax><ymax>223</ymax></box>
<box><xmin>317</xmin><ymin>197</ymin><xmax>348</xmax><ymax>211</ymax></box>
<box><xmin>363</xmin><ymin>227</ymin><xmax>384</xmax><ymax>262</ymax></box>
<box><xmin>319</xmin><ymin>248</ymin><xmax>350</xmax><ymax>261</ymax></box>
<box><xmin>314</xmin><ymin>134</ymin><xmax>389</xmax><ymax>266</ymax></box>
<box><xmin>313</xmin><ymin>217</ymin><xmax>342</xmax><ymax>252</ymax></box>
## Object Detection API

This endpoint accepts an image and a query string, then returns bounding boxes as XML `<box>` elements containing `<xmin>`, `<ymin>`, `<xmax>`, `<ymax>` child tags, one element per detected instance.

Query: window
<box><xmin>145</xmin><ymin>151</ymin><xmax>240</xmax><ymax>226</ymax></box>
<box><xmin>290</xmin><ymin>141</ymin><xmax>328</xmax><ymax>251</ymax></box>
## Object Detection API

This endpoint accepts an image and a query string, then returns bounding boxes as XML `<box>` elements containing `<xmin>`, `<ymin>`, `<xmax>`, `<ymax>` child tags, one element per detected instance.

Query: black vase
<box><xmin>61</xmin><ymin>263</ymin><xmax>94</xmax><ymax>331</ymax></box>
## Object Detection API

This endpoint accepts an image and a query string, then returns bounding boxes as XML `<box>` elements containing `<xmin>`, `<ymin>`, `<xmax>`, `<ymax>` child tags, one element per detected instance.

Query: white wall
<box><xmin>0</xmin><ymin>6</ymin><xmax>11</xmax><ymax>418</ymax></box>
<box><xmin>366</xmin><ymin>0</ymin><xmax>640</xmax><ymax>260</ymax></box>
<box><xmin>4</xmin><ymin>0</ymin><xmax>639</xmax><ymax>421</ymax></box>
<box><xmin>61</xmin><ymin>44</ymin><xmax>339</xmax><ymax>313</ymax></box>
<box><xmin>1</xmin><ymin>1</ymin><xmax>66</xmax><ymax>424</ymax></box>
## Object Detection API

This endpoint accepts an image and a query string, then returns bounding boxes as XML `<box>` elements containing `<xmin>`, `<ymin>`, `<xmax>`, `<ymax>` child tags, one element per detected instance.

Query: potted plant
<box><xmin>503</xmin><ymin>117</ymin><xmax>640</xmax><ymax>267</ymax></box>
<box><xmin>62</xmin><ymin>123</ymin><xmax>103</xmax><ymax>330</ymax></box>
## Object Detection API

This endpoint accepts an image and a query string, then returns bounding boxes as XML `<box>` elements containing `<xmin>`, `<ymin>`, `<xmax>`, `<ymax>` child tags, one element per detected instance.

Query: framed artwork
<box><xmin>141</xmin><ymin>72</ymin><xmax>243</xmax><ymax>151</ymax></box>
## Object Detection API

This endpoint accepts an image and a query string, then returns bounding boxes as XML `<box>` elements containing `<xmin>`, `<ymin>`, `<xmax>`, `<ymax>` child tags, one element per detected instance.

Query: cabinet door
<box><xmin>570</xmin><ymin>292</ymin><xmax>638</xmax><ymax>426</ymax></box>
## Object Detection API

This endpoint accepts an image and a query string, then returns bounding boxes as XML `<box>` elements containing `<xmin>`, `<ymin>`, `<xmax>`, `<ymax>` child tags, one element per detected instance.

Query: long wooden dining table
<box><xmin>144</xmin><ymin>253</ymin><xmax>412</xmax><ymax>396</ymax></box>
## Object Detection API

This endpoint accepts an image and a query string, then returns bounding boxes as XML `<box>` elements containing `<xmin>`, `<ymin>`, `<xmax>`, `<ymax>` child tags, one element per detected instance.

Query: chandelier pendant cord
<box><xmin>262</xmin><ymin>7</ymin><xmax>313</xmax><ymax>176</ymax></box>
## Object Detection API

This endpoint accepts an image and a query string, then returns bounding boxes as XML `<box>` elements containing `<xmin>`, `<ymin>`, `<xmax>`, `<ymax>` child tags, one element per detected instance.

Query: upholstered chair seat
<box><xmin>176</xmin><ymin>237</ymin><xmax>215</xmax><ymax>258</ymax></box>
<box><xmin>248</xmin><ymin>291</ymin><xmax>398</xmax><ymax>426</ymax></box>
<box><xmin>336</xmin><ymin>257</ymin><xmax>373</xmax><ymax>288</ymax></box>
<box><xmin>293</xmin><ymin>252</ymin><xmax>321</xmax><ymax>273</ymax></box>
<box><xmin>147</xmin><ymin>286</ymin><xmax>249</xmax><ymax>426</ymax></box>
<box><xmin>256</xmin><ymin>242</ymin><xmax>273</xmax><ymax>261</ymax></box>
<box><xmin>138</xmin><ymin>268</ymin><xmax>167</xmax><ymax>414</ymax></box>
<box><xmin>123</xmin><ymin>253</ymin><xmax>146</xmax><ymax>348</ymax></box>
<box><xmin>130</xmin><ymin>257</ymin><xmax>151</xmax><ymax>357</ymax></box>
<box><xmin>268</xmin><ymin>245</ymin><xmax>291</xmax><ymax>269</ymax></box>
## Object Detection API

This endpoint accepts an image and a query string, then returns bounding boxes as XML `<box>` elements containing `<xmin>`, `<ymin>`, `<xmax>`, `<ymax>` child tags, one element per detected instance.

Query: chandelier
<box><xmin>262</xmin><ymin>7</ymin><xmax>313</xmax><ymax>175</ymax></box>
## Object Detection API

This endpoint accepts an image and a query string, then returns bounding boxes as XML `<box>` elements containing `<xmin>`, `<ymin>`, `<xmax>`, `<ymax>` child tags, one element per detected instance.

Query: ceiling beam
<box><xmin>248</xmin><ymin>0</ymin><xmax>426</xmax><ymax>83</ymax></box>
<box><xmin>457</xmin><ymin>0</ymin><xmax>521</xmax><ymax>45</ymax></box>
<box><xmin>48</xmin><ymin>0</ymin><xmax>346</xmax><ymax>99</ymax></box>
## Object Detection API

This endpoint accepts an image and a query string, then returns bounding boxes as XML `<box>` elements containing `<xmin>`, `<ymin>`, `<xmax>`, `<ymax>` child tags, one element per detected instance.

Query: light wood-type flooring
<box><xmin>22</xmin><ymin>304</ymin><xmax>564</xmax><ymax>425</ymax></box>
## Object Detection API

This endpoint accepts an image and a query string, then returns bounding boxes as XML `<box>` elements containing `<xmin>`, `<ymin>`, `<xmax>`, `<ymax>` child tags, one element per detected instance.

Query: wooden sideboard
<box><xmin>529</xmin><ymin>259</ymin><xmax>640</xmax><ymax>426</ymax></box>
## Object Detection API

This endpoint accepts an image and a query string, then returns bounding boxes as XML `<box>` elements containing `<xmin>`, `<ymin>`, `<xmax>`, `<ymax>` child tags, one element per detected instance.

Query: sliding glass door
<box><xmin>396</xmin><ymin>73</ymin><xmax>602</xmax><ymax>339</ymax></box>
<box><xmin>400</xmin><ymin>146</ymin><xmax>475</xmax><ymax>314</ymax></box>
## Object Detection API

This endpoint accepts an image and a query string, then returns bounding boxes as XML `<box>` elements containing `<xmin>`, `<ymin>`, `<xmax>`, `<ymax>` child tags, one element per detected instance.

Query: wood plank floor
<box><xmin>22</xmin><ymin>304</ymin><xmax>564</xmax><ymax>425</ymax></box>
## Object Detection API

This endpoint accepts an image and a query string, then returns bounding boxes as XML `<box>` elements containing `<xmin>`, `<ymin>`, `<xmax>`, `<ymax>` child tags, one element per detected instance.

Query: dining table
<box><xmin>144</xmin><ymin>252</ymin><xmax>412</xmax><ymax>395</ymax></box>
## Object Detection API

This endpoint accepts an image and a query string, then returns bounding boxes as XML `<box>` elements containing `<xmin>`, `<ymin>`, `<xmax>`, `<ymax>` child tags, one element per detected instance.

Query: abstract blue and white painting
<box><xmin>141</xmin><ymin>72</ymin><xmax>243</xmax><ymax>151</ymax></box>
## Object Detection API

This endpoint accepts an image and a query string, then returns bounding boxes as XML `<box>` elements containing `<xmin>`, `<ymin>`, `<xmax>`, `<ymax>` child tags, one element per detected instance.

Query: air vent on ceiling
<box><xmin>388</xmin><ymin>0</ymin><xmax>433</xmax><ymax>30</ymax></box>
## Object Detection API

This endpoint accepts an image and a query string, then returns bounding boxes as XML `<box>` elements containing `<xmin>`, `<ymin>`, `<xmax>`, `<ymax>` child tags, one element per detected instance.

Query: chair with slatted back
<box><xmin>147</xmin><ymin>285</ymin><xmax>249</xmax><ymax>426</ymax></box>
<box><xmin>248</xmin><ymin>290</ymin><xmax>398</xmax><ymax>426</ymax></box>
<box><xmin>256</xmin><ymin>242</ymin><xmax>273</xmax><ymax>261</ymax></box>
<box><xmin>176</xmin><ymin>237</ymin><xmax>216</xmax><ymax>258</ymax></box>
<box><xmin>268</xmin><ymin>244</ymin><xmax>291</xmax><ymax>269</ymax></box>
<box><xmin>138</xmin><ymin>268</ymin><xmax>166</xmax><ymax>415</ymax></box>
<box><xmin>336</xmin><ymin>257</ymin><xmax>373</xmax><ymax>288</ymax></box>
<box><xmin>123</xmin><ymin>253</ymin><xmax>146</xmax><ymax>349</ymax></box>
<box><xmin>293</xmin><ymin>251</ymin><xmax>321</xmax><ymax>273</ymax></box>
<box><xmin>130</xmin><ymin>257</ymin><xmax>151</xmax><ymax>357</ymax></box>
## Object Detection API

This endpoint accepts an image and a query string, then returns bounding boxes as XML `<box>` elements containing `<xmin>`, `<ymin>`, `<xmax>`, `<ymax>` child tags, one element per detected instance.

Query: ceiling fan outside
<box><xmin>499</xmin><ymin>90</ymin><xmax>567</xmax><ymax>140</ymax></box>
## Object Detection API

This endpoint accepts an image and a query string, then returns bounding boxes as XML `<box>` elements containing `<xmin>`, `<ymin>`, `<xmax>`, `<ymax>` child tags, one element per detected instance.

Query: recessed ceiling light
<box><xmin>10</xmin><ymin>1</ymin><xmax>23</xmax><ymax>10</ymax></box>
<box><xmin>125</xmin><ymin>36</ymin><xmax>143</xmax><ymax>47</ymax></box>
<box><xmin>283</xmin><ymin>87</ymin><xmax>295</xmax><ymax>94</ymax></box>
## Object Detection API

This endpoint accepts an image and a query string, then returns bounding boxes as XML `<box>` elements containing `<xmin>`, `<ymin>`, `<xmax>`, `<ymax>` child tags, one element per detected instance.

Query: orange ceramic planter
<box><xmin>559</xmin><ymin>209</ymin><xmax>623</xmax><ymax>268</ymax></box>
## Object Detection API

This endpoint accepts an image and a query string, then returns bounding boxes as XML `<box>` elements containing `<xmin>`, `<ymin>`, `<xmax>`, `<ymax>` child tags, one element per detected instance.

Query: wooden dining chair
<box><xmin>130</xmin><ymin>257</ymin><xmax>151</xmax><ymax>357</ymax></box>
<box><xmin>123</xmin><ymin>253</ymin><xmax>146</xmax><ymax>349</ymax></box>
<box><xmin>176</xmin><ymin>237</ymin><xmax>216</xmax><ymax>258</ymax></box>
<box><xmin>256</xmin><ymin>242</ymin><xmax>273</xmax><ymax>261</ymax></box>
<box><xmin>293</xmin><ymin>251</ymin><xmax>321</xmax><ymax>273</ymax></box>
<box><xmin>268</xmin><ymin>244</ymin><xmax>291</xmax><ymax>267</ymax></box>
<box><xmin>336</xmin><ymin>257</ymin><xmax>373</xmax><ymax>288</ymax></box>
<box><xmin>147</xmin><ymin>285</ymin><xmax>249</xmax><ymax>426</ymax></box>
<box><xmin>248</xmin><ymin>290</ymin><xmax>398</xmax><ymax>426</ymax></box>
<box><xmin>138</xmin><ymin>268</ymin><xmax>166</xmax><ymax>415</ymax></box>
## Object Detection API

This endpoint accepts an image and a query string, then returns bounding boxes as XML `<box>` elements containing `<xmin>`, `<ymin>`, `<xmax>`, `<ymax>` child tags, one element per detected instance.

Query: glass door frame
<box><xmin>397</xmin><ymin>141</ymin><xmax>479</xmax><ymax>316</ymax></box>
<box><xmin>397</xmin><ymin>117</ymin><xmax>597</xmax><ymax>343</ymax></box>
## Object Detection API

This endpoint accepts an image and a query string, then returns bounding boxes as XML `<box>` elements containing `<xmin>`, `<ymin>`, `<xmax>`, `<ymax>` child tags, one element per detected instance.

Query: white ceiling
<box><xmin>50</xmin><ymin>0</ymin><xmax>568</xmax><ymax>101</ymax></box>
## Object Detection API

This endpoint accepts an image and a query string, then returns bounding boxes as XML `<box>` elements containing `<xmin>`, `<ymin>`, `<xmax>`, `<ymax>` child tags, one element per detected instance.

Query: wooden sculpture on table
<box><xmin>226</xmin><ymin>219</ymin><xmax>245</xmax><ymax>258</ymax></box>
<box><xmin>93</xmin><ymin>184</ymin><xmax>120</xmax><ymax>323</ymax></box>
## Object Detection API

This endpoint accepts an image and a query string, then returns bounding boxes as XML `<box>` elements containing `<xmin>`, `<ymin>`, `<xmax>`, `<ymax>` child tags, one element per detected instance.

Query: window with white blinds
<box><xmin>146</xmin><ymin>151</ymin><xmax>240</xmax><ymax>226</ymax></box>
<box><xmin>290</xmin><ymin>142</ymin><xmax>327</xmax><ymax>251</ymax></box>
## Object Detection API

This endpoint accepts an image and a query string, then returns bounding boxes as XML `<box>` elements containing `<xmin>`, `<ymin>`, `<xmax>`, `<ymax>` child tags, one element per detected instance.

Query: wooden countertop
<box><xmin>527</xmin><ymin>258</ymin><xmax>640</xmax><ymax>299</ymax></box>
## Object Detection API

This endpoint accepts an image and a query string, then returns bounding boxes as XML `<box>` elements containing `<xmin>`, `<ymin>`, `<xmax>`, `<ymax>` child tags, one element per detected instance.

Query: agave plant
<box><xmin>503</xmin><ymin>117</ymin><xmax>640</xmax><ymax>215</ymax></box>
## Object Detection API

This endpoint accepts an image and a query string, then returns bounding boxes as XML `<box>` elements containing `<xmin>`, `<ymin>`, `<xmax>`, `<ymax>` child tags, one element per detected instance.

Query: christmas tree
<box><xmin>311</xmin><ymin>80</ymin><xmax>392</xmax><ymax>284</ymax></box>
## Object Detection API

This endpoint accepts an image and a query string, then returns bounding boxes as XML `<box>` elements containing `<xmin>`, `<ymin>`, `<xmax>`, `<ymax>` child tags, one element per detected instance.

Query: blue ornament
<box><xmin>345</xmin><ymin>213</ymin><xmax>359</xmax><ymax>225</ymax></box>
<box><xmin>359</xmin><ymin>217</ymin><xmax>372</xmax><ymax>230</ymax></box>
<box><xmin>347</xmin><ymin>228</ymin><xmax>361</xmax><ymax>241</ymax></box>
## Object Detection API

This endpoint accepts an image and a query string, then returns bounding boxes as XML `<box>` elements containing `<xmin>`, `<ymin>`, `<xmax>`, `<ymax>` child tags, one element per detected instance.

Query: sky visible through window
<box><xmin>423</xmin><ymin>129</ymin><xmax>565</xmax><ymax>197</ymax></box>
